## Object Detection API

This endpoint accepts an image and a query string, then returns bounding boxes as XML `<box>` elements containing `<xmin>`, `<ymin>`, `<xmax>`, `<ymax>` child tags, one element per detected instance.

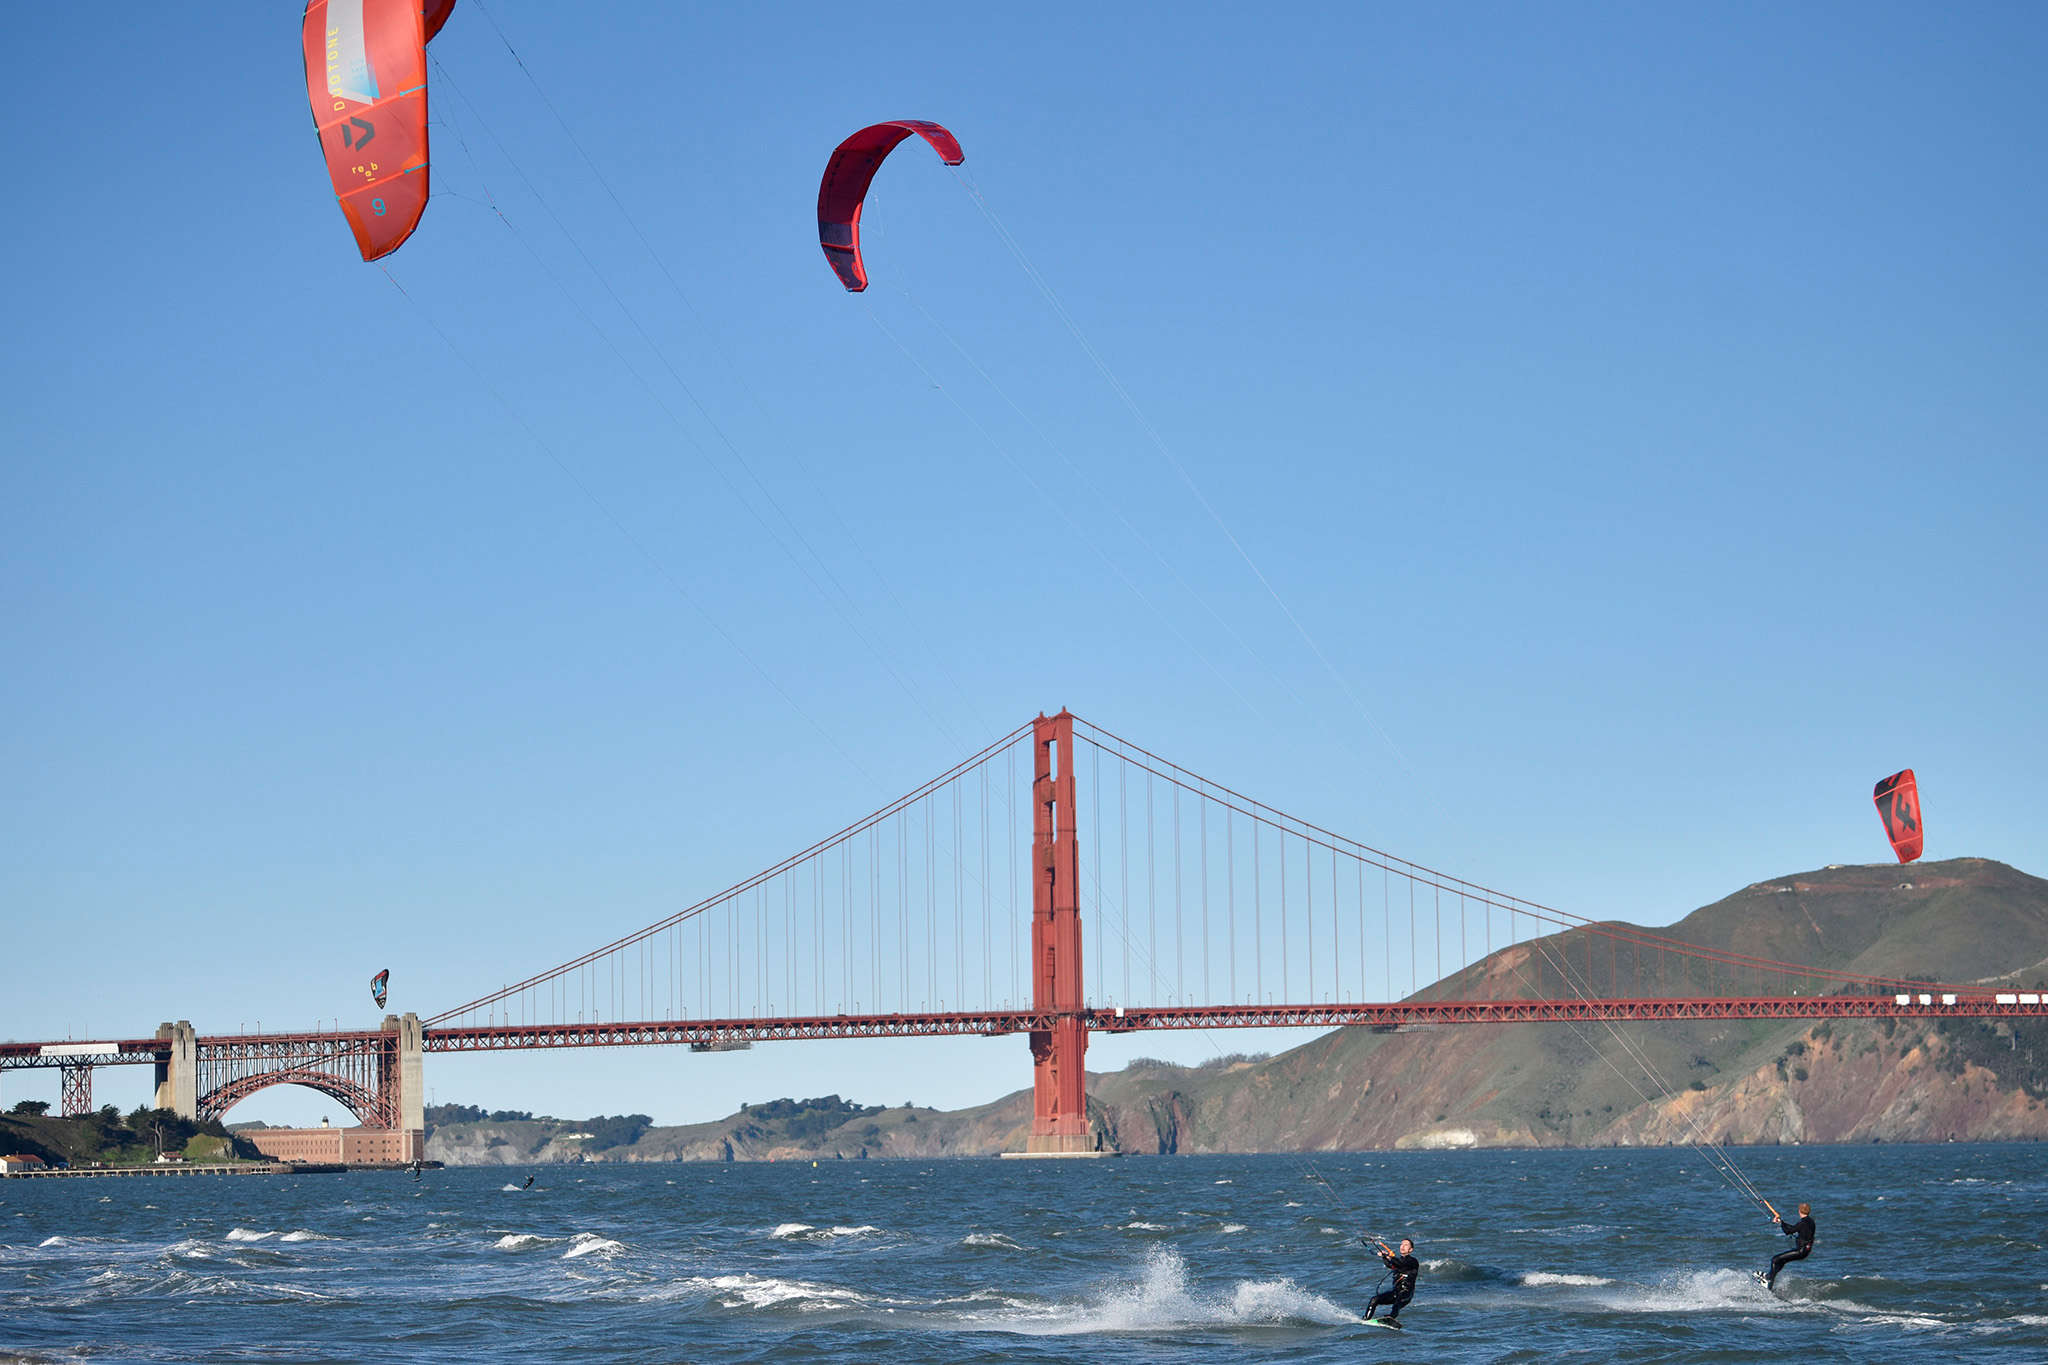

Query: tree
<box><xmin>9</xmin><ymin>1100</ymin><xmax>50</xmax><ymax>1117</ymax></box>
<box><xmin>127</xmin><ymin>1107</ymin><xmax>197</xmax><ymax>1156</ymax></box>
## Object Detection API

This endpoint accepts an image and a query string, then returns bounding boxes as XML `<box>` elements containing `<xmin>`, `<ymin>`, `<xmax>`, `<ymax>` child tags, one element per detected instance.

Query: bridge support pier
<box><xmin>380</xmin><ymin>1013</ymin><xmax>426</xmax><ymax>1161</ymax></box>
<box><xmin>60</xmin><ymin>1063</ymin><xmax>93</xmax><ymax>1117</ymax></box>
<box><xmin>1024</xmin><ymin>711</ymin><xmax>1098</xmax><ymax>1155</ymax></box>
<box><xmin>153</xmin><ymin>1021</ymin><xmax>197</xmax><ymax>1120</ymax></box>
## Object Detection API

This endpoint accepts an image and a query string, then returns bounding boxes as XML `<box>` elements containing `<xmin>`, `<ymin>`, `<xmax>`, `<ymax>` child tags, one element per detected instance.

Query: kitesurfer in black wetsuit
<box><xmin>1364</xmin><ymin>1237</ymin><xmax>1419</xmax><ymax>1325</ymax></box>
<box><xmin>522</xmin><ymin>1175</ymin><xmax>535</xmax><ymax>1190</ymax></box>
<box><xmin>1762</xmin><ymin>1202</ymin><xmax>1814</xmax><ymax>1289</ymax></box>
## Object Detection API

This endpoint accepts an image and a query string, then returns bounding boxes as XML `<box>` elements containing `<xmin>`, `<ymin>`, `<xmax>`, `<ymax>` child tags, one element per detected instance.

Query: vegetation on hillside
<box><xmin>0</xmin><ymin>1106</ymin><xmax>262</xmax><ymax>1167</ymax></box>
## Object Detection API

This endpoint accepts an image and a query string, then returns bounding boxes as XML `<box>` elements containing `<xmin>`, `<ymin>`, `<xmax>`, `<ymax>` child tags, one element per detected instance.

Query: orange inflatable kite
<box><xmin>301</xmin><ymin>0</ymin><xmax>436</xmax><ymax>260</ymax></box>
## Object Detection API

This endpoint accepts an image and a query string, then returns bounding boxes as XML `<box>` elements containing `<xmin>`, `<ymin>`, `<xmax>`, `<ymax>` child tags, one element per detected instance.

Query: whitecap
<box><xmin>280</xmin><ymin>1231</ymin><xmax>332</xmax><ymax>1243</ymax></box>
<box><xmin>1219</xmin><ymin>1224</ymin><xmax>1247</xmax><ymax>1234</ymax></box>
<box><xmin>962</xmin><ymin>1233</ymin><xmax>1023</xmax><ymax>1249</ymax></box>
<box><xmin>494</xmin><ymin>1233</ymin><xmax>546</xmax><ymax>1251</ymax></box>
<box><xmin>963</xmin><ymin>1246</ymin><xmax>1354</xmax><ymax>1334</ymax></box>
<box><xmin>1214</xmin><ymin>1179</ymin><xmax>1233</xmax><ymax>1185</ymax></box>
<box><xmin>500</xmin><ymin>1184</ymin><xmax>523</xmax><ymax>1192</ymax></box>
<box><xmin>563</xmin><ymin>1233</ymin><xmax>622</xmax><ymax>1259</ymax></box>
<box><xmin>1125</xmin><ymin>1221</ymin><xmax>1170</xmax><ymax>1231</ymax></box>
<box><xmin>38</xmin><ymin>1236</ymin><xmax>68</xmax><ymax>1248</ymax></box>
<box><xmin>1572</xmin><ymin>1268</ymin><xmax>1800</xmax><ymax>1314</ymax></box>
<box><xmin>774</xmin><ymin>1222</ymin><xmax>879</xmax><ymax>1241</ymax></box>
<box><xmin>686</xmin><ymin>1272</ymin><xmax>868</xmax><ymax>1310</ymax></box>
<box><xmin>1520</xmin><ymin>1272</ymin><xmax>1613</xmax><ymax>1287</ymax></box>
<box><xmin>225</xmin><ymin>1229</ymin><xmax>276</xmax><ymax>1243</ymax></box>
<box><xmin>1283</xmin><ymin>1201</ymin><xmax>1303</xmax><ymax>1208</ymax></box>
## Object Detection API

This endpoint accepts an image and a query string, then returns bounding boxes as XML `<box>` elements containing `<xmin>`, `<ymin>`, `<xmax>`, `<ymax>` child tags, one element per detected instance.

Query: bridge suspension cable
<box><xmin>429</xmin><ymin>712</ymin><xmax>1956</xmax><ymax>1043</ymax></box>
<box><xmin>425</xmin><ymin>722</ymin><xmax>1036</xmax><ymax>1029</ymax></box>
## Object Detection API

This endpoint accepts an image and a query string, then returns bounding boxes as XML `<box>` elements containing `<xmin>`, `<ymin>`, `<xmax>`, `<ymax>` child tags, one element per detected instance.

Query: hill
<box><xmin>0</xmin><ymin>1105</ymin><xmax>260</xmax><ymax>1167</ymax></box>
<box><xmin>426</xmin><ymin>858</ymin><xmax>2048</xmax><ymax>1164</ymax></box>
<box><xmin>1082</xmin><ymin>858</ymin><xmax>2048</xmax><ymax>1152</ymax></box>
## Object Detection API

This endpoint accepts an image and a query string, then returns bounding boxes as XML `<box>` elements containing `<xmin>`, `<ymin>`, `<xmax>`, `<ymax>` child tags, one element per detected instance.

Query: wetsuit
<box><xmin>1367</xmin><ymin>1249</ymin><xmax>1419</xmax><ymax>1322</ymax></box>
<box><xmin>1766</xmin><ymin>1214</ymin><xmax>1815</xmax><ymax>1288</ymax></box>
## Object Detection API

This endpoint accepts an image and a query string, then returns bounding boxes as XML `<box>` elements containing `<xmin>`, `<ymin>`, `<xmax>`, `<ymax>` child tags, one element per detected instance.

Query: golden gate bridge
<box><xmin>6</xmin><ymin>711</ymin><xmax>2041</xmax><ymax>1154</ymax></box>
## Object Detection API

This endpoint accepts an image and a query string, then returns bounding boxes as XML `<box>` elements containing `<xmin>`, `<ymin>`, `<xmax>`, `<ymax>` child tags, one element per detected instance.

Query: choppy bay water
<box><xmin>3</xmin><ymin>1144</ymin><xmax>2044</xmax><ymax>1362</ymax></box>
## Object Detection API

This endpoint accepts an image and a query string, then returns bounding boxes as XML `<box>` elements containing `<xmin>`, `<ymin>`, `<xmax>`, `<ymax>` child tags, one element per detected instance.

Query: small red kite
<box><xmin>1872</xmin><ymin>770</ymin><xmax>1923</xmax><ymax>864</ymax></box>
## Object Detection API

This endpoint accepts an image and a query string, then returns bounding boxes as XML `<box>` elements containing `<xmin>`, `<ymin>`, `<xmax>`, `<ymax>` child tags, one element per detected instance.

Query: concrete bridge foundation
<box><xmin>154</xmin><ymin>1021</ymin><xmax>196</xmax><ymax>1119</ymax></box>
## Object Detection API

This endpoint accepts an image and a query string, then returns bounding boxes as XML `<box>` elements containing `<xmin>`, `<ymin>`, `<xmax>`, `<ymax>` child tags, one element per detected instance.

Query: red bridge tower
<box><xmin>1024</xmin><ymin>711</ymin><xmax>1099</xmax><ymax>1154</ymax></box>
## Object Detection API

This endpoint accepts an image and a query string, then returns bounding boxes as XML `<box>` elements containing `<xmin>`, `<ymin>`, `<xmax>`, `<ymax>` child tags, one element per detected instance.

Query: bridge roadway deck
<box><xmin>5</xmin><ymin>995</ymin><xmax>2046</xmax><ymax>1066</ymax></box>
<box><xmin>417</xmin><ymin>994</ymin><xmax>2048</xmax><ymax>1052</ymax></box>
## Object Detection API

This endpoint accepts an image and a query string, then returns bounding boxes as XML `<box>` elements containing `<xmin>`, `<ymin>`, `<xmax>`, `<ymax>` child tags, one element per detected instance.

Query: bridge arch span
<box><xmin>199</xmin><ymin>1070</ymin><xmax>395</xmax><ymax>1128</ymax></box>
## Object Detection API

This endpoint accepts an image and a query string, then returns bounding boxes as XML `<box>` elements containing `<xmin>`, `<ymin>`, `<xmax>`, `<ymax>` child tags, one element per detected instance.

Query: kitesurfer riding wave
<box><xmin>1364</xmin><ymin>1237</ymin><xmax>1419</xmax><ymax>1326</ymax></box>
<box><xmin>1759</xmin><ymin>1201</ymin><xmax>1815</xmax><ymax>1290</ymax></box>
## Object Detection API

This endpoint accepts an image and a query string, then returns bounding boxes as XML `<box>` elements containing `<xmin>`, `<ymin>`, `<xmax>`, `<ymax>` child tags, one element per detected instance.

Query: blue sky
<box><xmin>3</xmin><ymin>3</ymin><xmax>2042</xmax><ymax>1126</ymax></box>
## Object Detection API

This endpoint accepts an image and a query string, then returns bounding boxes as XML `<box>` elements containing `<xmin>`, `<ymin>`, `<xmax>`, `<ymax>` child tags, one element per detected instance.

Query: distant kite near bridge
<box><xmin>1873</xmin><ymin>769</ymin><xmax>1923</xmax><ymax>863</ymax></box>
<box><xmin>371</xmin><ymin>968</ymin><xmax>390</xmax><ymax>1009</ymax></box>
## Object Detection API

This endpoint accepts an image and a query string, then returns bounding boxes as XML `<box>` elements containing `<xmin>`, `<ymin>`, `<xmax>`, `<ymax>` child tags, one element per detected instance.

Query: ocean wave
<box><xmin>965</xmin><ymin>1247</ymin><xmax>1355</xmax><ymax>1335</ymax></box>
<box><xmin>493</xmin><ymin>1233</ymin><xmax>549</xmax><ymax>1251</ymax></box>
<box><xmin>774</xmin><ymin>1223</ymin><xmax>881</xmax><ymax>1241</ymax></box>
<box><xmin>686</xmin><ymin>1273</ymin><xmax>871</xmax><ymax>1311</ymax></box>
<box><xmin>279</xmin><ymin>1231</ymin><xmax>333</xmax><ymax>1243</ymax></box>
<box><xmin>1520</xmin><ymin>1272</ymin><xmax>1613</xmax><ymax>1287</ymax></box>
<box><xmin>1552</xmin><ymin>1268</ymin><xmax>1902</xmax><ymax>1318</ymax></box>
<box><xmin>961</xmin><ymin>1233</ymin><xmax>1024</xmax><ymax>1249</ymax></box>
<box><xmin>225</xmin><ymin>1229</ymin><xmax>276</xmax><ymax>1243</ymax></box>
<box><xmin>563</xmin><ymin>1233</ymin><xmax>623</xmax><ymax>1259</ymax></box>
<box><xmin>1124</xmin><ymin>1221</ymin><xmax>1170</xmax><ymax>1231</ymax></box>
<box><xmin>1218</xmin><ymin>1224</ymin><xmax>1247</xmax><ymax>1234</ymax></box>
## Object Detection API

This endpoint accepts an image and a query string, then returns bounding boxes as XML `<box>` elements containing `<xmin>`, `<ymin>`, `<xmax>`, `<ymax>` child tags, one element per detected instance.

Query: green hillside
<box><xmin>0</xmin><ymin>1105</ymin><xmax>262</xmax><ymax>1168</ymax></box>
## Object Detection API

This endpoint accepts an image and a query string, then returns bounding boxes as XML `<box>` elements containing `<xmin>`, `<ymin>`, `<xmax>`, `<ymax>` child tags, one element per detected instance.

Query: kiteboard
<box><xmin>1360</xmin><ymin>1318</ymin><xmax>1404</xmax><ymax>1330</ymax></box>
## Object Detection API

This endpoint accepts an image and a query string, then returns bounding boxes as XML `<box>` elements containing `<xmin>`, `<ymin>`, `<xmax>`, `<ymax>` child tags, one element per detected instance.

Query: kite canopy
<box><xmin>302</xmin><ymin>0</ymin><xmax>435</xmax><ymax>260</ymax></box>
<box><xmin>816</xmin><ymin>120</ymin><xmax>965</xmax><ymax>291</ymax></box>
<box><xmin>1872</xmin><ymin>769</ymin><xmax>1923</xmax><ymax>864</ymax></box>
<box><xmin>422</xmin><ymin>0</ymin><xmax>456</xmax><ymax>41</ymax></box>
<box><xmin>370</xmin><ymin>968</ymin><xmax>391</xmax><ymax>1009</ymax></box>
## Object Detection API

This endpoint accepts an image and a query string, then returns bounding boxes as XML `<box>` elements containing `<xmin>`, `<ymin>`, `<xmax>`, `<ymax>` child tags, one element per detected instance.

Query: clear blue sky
<box><xmin>4</xmin><ymin>3</ymin><xmax>2042</xmax><ymax>1126</ymax></box>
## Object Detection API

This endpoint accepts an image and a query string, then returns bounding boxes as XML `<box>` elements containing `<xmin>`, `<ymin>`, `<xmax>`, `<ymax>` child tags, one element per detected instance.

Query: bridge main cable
<box><xmin>1069</xmin><ymin>716</ymin><xmax>1939</xmax><ymax>997</ymax></box>
<box><xmin>424</xmin><ymin>721</ymin><xmax>1034</xmax><ymax>1026</ymax></box>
